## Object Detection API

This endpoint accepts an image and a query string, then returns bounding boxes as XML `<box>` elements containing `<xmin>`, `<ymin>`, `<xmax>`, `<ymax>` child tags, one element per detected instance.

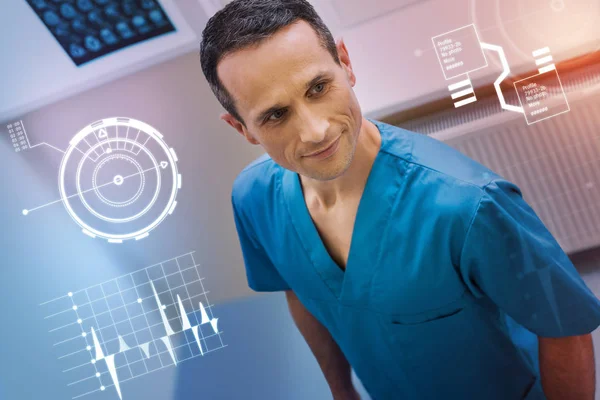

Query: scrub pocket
<box><xmin>374</xmin><ymin>289</ymin><xmax>541</xmax><ymax>399</ymax></box>
<box><xmin>379</xmin><ymin>295</ymin><xmax>470</xmax><ymax>363</ymax></box>
<box><xmin>390</xmin><ymin>305</ymin><xmax>464</xmax><ymax>325</ymax></box>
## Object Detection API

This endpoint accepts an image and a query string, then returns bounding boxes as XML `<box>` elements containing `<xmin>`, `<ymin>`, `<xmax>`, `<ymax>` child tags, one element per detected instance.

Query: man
<box><xmin>199</xmin><ymin>1</ymin><xmax>600</xmax><ymax>399</ymax></box>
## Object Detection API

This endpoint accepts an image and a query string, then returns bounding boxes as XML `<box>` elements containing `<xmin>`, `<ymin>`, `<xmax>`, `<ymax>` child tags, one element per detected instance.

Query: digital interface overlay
<box><xmin>41</xmin><ymin>251</ymin><xmax>225</xmax><ymax>400</ymax></box>
<box><xmin>11</xmin><ymin>117</ymin><xmax>181</xmax><ymax>243</ymax></box>
<box><xmin>432</xmin><ymin>23</ymin><xmax>570</xmax><ymax>125</ymax></box>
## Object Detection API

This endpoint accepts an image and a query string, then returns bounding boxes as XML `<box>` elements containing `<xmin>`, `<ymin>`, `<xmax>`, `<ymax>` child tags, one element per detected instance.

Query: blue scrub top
<box><xmin>231</xmin><ymin>118</ymin><xmax>600</xmax><ymax>400</ymax></box>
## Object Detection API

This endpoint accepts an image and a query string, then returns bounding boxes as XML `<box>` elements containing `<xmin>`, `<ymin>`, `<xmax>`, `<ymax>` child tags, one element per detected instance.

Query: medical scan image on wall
<box><xmin>26</xmin><ymin>0</ymin><xmax>176</xmax><ymax>66</ymax></box>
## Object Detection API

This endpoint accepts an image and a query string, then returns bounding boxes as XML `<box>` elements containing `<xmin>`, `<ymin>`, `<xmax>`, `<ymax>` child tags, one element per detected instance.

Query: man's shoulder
<box><xmin>376</xmin><ymin>119</ymin><xmax>501</xmax><ymax>191</ymax></box>
<box><xmin>231</xmin><ymin>153</ymin><xmax>281</xmax><ymax>208</ymax></box>
<box><xmin>374</xmin><ymin>120</ymin><xmax>504</xmax><ymax>228</ymax></box>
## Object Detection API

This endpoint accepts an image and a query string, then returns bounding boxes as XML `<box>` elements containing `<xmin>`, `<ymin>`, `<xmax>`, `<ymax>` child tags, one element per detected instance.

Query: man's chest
<box><xmin>268</xmin><ymin>198</ymin><xmax>468</xmax><ymax>318</ymax></box>
<box><xmin>267</xmin><ymin>167</ymin><xmax>474</xmax><ymax>315</ymax></box>
<box><xmin>307</xmin><ymin>199</ymin><xmax>360</xmax><ymax>271</ymax></box>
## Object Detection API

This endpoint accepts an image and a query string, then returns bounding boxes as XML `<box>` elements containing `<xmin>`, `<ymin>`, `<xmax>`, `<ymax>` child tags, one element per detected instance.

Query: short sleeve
<box><xmin>459</xmin><ymin>178</ymin><xmax>600</xmax><ymax>337</ymax></box>
<box><xmin>231</xmin><ymin>195</ymin><xmax>291</xmax><ymax>292</ymax></box>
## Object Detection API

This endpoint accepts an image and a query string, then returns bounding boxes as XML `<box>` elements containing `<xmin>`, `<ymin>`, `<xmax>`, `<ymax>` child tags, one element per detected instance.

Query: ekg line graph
<box><xmin>41</xmin><ymin>251</ymin><xmax>226</xmax><ymax>399</ymax></box>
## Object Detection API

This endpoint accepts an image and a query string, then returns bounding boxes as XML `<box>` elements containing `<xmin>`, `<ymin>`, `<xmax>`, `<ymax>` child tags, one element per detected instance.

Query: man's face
<box><xmin>217</xmin><ymin>20</ymin><xmax>362</xmax><ymax>181</ymax></box>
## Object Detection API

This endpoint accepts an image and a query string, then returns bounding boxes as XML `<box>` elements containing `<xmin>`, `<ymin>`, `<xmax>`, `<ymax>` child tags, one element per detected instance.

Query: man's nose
<box><xmin>297</xmin><ymin>116</ymin><xmax>329</xmax><ymax>143</ymax></box>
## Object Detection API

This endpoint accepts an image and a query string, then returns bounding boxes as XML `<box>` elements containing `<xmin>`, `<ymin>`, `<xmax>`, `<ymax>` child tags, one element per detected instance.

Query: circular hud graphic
<box><xmin>59</xmin><ymin>117</ymin><xmax>181</xmax><ymax>242</ymax></box>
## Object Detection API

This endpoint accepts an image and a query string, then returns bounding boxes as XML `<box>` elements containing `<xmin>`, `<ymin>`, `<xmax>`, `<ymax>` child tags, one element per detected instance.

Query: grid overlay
<box><xmin>41</xmin><ymin>252</ymin><xmax>226</xmax><ymax>399</ymax></box>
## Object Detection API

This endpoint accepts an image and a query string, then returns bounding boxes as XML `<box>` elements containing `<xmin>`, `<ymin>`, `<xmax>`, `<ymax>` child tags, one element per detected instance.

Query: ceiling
<box><xmin>1</xmin><ymin>0</ymin><xmax>598</xmax><ymax>123</ymax></box>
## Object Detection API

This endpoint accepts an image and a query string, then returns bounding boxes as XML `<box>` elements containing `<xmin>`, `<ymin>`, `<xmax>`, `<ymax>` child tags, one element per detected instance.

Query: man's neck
<box><xmin>299</xmin><ymin>118</ymin><xmax>381</xmax><ymax>210</ymax></box>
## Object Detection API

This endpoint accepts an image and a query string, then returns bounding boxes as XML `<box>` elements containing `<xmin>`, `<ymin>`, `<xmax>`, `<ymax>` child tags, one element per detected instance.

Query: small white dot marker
<box><xmin>113</xmin><ymin>175</ymin><xmax>124</xmax><ymax>185</ymax></box>
<box><xmin>414</xmin><ymin>48</ymin><xmax>423</xmax><ymax>57</ymax></box>
<box><xmin>96</xmin><ymin>372</ymin><xmax>101</xmax><ymax>377</ymax></box>
<box><xmin>22</xmin><ymin>209</ymin><xmax>29</xmax><ymax>216</ymax></box>
<box><xmin>68</xmin><ymin>292</ymin><xmax>73</xmax><ymax>297</ymax></box>
<box><xmin>72</xmin><ymin>305</ymin><xmax>78</xmax><ymax>311</ymax></box>
<box><xmin>162</xmin><ymin>305</ymin><xmax>166</xmax><ymax>310</ymax></box>
<box><xmin>91</xmin><ymin>359</ymin><xmax>96</xmax><ymax>364</ymax></box>
<box><xmin>82</xmin><ymin>332</ymin><xmax>87</xmax><ymax>337</ymax></box>
<box><xmin>100</xmin><ymin>386</ymin><xmax>105</xmax><ymax>391</ymax></box>
<box><xmin>86</xmin><ymin>345</ymin><xmax>91</xmax><ymax>351</ymax></box>
<box><xmin>77</xmin><ymin>319</ymin><xmax>82</xmax><ymax>324</ymax></box>
<box><xmin>137</xmin><ymin>298</ymin><xmax>142</xmax><ymax>303</ymax></box>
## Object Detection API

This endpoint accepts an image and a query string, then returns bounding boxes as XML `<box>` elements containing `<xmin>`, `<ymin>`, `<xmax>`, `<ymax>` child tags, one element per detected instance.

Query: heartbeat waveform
<box><xmin>41</xmin><ymin>251</ymin><xmax>226</xmax><ymax>400</ymax></box>
<box><xmin>90</xmin><ymin>283</ymin><xmax>219</xmax><ymax>400</ymax></box>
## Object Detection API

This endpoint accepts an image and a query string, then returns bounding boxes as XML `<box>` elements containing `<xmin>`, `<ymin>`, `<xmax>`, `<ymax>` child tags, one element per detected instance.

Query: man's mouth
<box><xmin>304</xmin><ymin>136</ymin><xmax>340</xmax><ymax>158</ymax></box>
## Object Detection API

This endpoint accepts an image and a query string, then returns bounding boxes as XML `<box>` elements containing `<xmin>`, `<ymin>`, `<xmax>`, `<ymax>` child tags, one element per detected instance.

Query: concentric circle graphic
<box><xmin>92</xmin><ymin>154</ymin><xmax>145</xmax><ymax>208</ymax></box>
<box><xmin>59</xmin><ymin>117</ymin><xmax>181</xmax><ymax>243</ymax></box>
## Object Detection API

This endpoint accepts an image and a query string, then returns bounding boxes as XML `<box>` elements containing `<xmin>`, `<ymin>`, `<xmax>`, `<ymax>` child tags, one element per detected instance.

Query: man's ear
<box><xmin>220</xmin><ymin>112</ymin><xmax>260</xmax><ymax>145</ymax></box>
<box><xmin>335</xmin><ymin>36</ymin><xmax>356</xmax><ymax>87</ymax></box>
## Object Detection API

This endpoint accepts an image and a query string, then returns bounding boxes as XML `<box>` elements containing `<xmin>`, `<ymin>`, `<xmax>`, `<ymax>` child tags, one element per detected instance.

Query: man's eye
<box><xmin>268</xmin><ymin>109</ymin><xmax>287</xmax><ymax>122</ymax></box>
<box><xmin>311</xmin><ymin>82</ymin><xmax>327</xmax><ymax>95</ymax></box>
<box><xmin>264</xmin><ymin>83</ymin><xmax>328</xmax><ymax>124</ymax></box>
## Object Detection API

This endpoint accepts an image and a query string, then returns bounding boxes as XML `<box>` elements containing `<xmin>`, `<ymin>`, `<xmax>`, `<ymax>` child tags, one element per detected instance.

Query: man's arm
<box><xmin>285</xmin><ymin>290</ymin><xmax>360</xmax><ymax>400</ymax></box>
<box><xmin>539</xmin><ymin>333</ymin><xmax>596</xmax><ymax>400</ymax></box>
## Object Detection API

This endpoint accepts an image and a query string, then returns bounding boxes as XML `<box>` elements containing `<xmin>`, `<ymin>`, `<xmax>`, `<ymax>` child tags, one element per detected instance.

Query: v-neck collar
<box><xmin>281</xmin><ymin>119</ymin><xmax>397</xmax><ymax>301</ymax></box>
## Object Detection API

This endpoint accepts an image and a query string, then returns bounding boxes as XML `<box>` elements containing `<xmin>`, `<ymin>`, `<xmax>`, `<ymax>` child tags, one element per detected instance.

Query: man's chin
<box><xmin>305</xmin><ymin>162</ymin><xmax>352</xmax><ymax>182</ymax></box>
<box><xmin>297</xmin><ymin>146</ymin><xmax>355</xmax><ymax>181</ymax></box>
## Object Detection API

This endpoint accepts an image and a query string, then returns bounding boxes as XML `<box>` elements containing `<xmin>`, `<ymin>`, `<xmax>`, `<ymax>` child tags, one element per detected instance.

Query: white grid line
<box><xmin>70</xmin><ymin>295</ymin><xmax>101</xmax><ymax>388</ymax></box>
<box><xmin>52</xmin><ymin>278</ymin><xmax>209</xmax><ymax>348</ymax></box>
<box><xmin>40</xmin><ymin>252</ymin><xmax>195</xmax><ymax>306</ymax></box>
<box><xmin>43</xmin><ymin>252</ymin><xmax>225</xmax><ymax>400</ymax></box>
<box><xmin>103</xmin><ymin>282</ymin><xmax>134</xmax><ymax>380</ymax></box>
<box><xmin>130</xmin><ymin>273</ymin><xmax>154</xmax><ymax>374</ymax></box>
<box><xmin>176</xmin><ymin>257</ymin><xmax>205</xmax><ymax>348</ymax></box>
<box><xmin>191</xmin><ymin>253</ymin><xmax>224</xmax><ymax>348</ymax></box>
<box><xmin>54</xmin><ymin>289</ymin><xmax>213</xmax><ymax>356</ymax></box>
<box><xmin>47</xmin><ymin>266</ymin><xmax>200</xmax><ymax>324</ymax></box>
<box><xmin>143</xmin><ymin>268</ymin><xmax>166</xmax><ymax>370</ymax></box>
<box><xmin>158</xmin><ymin>261</ymin><xmax>194</xmax><ymax>357</ymax></box>
<box><xmin>66</xmin><ymin>330</ymin><xmax>225</xmax><ymax>387</ymax></box>
<box><xmin>70</xmin><ymin>344</ymin><xmax>228</xmax><ymax>400</ymax></box>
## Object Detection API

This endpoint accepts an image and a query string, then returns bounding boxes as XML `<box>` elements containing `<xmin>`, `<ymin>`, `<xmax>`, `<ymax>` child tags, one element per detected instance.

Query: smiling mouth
<box><xmin>304</xmin><ymin>137</ymin><xmax>339</xmax><ymax>157</ymax></box>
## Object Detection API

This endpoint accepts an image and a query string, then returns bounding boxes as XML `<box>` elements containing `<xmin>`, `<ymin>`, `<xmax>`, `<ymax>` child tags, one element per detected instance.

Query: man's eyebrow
<box><xmin>303</xmin><ymin>72</ymin><xmax>331</xmax><ymax>91</ymax></box>
<box><xmin>254</xmin><ymin>72</ymin><xmax>332</xmax><ymax>124</ymax></box>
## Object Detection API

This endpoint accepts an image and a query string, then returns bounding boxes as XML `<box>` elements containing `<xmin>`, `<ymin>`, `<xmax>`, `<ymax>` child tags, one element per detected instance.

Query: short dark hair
<box><xmin>199</xmin><ymin>0</ymin><xmax>341</xmax><ymax>127</ymax></box>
